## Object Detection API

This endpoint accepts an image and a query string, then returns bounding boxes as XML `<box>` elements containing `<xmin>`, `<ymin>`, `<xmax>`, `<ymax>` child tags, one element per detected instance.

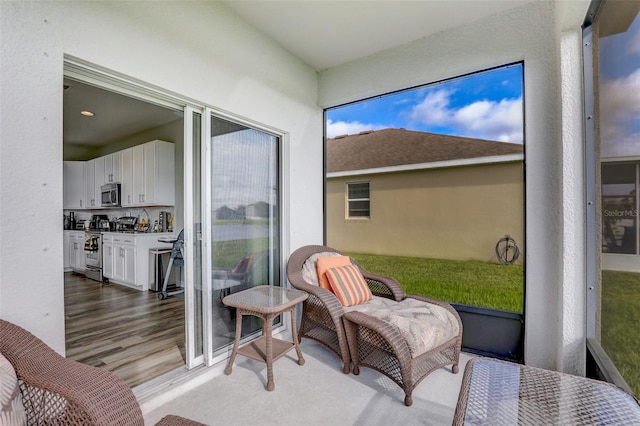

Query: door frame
<box><xmin>64</xmin><ymin>57</ymin><xmax>208</xmax><ymax>374</ymax></box>
<box><xmin>202</xmin><ymin>107</ymin><xmax>290</xmax><ymax>365</ymax></box>
<box><xmin>64</xmin><ymin>56</ymin><xmax>292</xmax><ymax>380</ymax></box>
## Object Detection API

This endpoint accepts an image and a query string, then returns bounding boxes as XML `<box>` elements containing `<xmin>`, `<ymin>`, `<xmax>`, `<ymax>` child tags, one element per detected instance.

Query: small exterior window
<box><xmin>347</xmin><ymin>182</ymin><xmax>370</xmax><ymax>218</ymax></box>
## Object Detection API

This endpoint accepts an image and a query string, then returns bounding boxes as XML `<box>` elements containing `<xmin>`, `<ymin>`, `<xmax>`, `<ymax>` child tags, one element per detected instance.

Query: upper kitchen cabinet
<box><xmin>63</xmin><ymin>161</ymin><xmax>85</xmax><ymax>209</ymax></box>
<box><xmin>122</xmin><ymin>140</ymin><xmax>175</xmax><ymax>207</ymax></box>
<box><xmin>84</xmin><ymin>159</ymin><xmax>98</xmax><ymax>209</ymax></box>
<box><xmin>103</xmin><ymin>152</ymin><xmax>122</xmax><ymax>184</ymax></box>
<box><xmin>64</xmin><ymin>158</ymin><xmax>107</xmax><ymax>210</ymax></box>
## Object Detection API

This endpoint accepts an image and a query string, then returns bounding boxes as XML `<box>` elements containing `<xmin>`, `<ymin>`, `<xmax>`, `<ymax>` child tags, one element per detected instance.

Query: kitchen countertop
<box><xmin>101</xmin><ymin>231</ymin><xmax>176</xmax><ymax>236</ymax></box>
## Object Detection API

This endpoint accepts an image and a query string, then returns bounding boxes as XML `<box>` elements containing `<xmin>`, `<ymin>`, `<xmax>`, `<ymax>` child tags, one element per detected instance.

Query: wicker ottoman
<box><xmin>343</xmin><ymin>295</ymin><xmax>462</xmax><ymax>406</ymax></box>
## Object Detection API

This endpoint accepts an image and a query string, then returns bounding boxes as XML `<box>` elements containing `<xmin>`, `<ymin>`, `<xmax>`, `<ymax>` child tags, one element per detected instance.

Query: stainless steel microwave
<box><xmin>101</xmin><ymin>182</ymin><xmax>121</xmax><ymax>207</ymax></box>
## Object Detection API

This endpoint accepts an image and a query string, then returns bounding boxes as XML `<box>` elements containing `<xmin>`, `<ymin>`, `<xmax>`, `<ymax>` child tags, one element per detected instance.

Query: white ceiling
<box><xmin>221</xmin><ymin>0</ymin><xmax>534</xmax><ymax>71</ymax></box>
<box><xmin>64</xmin><ymin>1</ymin><xmax>534</xmax><ymax>154</ymax></box>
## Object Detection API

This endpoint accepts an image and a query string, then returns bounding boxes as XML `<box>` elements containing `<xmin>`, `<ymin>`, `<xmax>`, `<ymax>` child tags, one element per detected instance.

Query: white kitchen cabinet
<box><xmin>102</xmin><ymin>233</ymin><xmax>172</xmax><ymax>291</ymax></box>
<box><xmin>84</xmin><ymin>159</ymin><xmax>98</xmax><ymax>208</ymax></box>
<box><xmin>68</xmin><ymin>231</ymin><xmax>86</xmax><ymax>273</ymax></box>
<box><xmin>115</xmin><ymin>244</ymin><xmax>136</xmax><ymax>285</ymax></box>
<box><xmin>103</xmin><ymin>239</ymin><xmax>113</xmax><ymax>278</ymax></box>
<box><xmin>64</xmin><ymin>141</ymin><xmax>173</xmax><ymax>209</ymax></box>
<box><xmin>63</xmin><ymin>230</ymin><xmax>72</xmax><ymax>271</ymax></box>
<box><xmin>131</xmin><ymin>144</ymin><xmax>145</xmax><ymax>205</ymax></box>
<box><xmin>86</xmin><ymin>153</ymin><xmax>123</xmax><ymax>209</ymax></box>
<box><xmin>103</xmin><ymin>152</ymin><xmax>122</xmax><ymax>183</ymax></box>
<box><xmin>93</xmin><ymin>157</ymin><xmax>105</xmax><ymax>208</ymax></box>
<box><xmin>64</xmin><ymin>160</ymin><xmax>103</xmax><ymax>210</ymax></box>
<box><xmin>121</xmin><ymin>147</ymin><xmax>134</xmax><ymax>206</ymax></box>
<box><xmin>63</xmin><ymin>161</ymin><xmax>85</xmax><ymax>209</ymax></box>
<box><xmin>122</xmin><ymin>140</ymin><xmax>174</xmax><ymax>207</ymax></box>
<box><xmin>103</xmin><ymin>233</ymin><xmax>136</xmax><ymax>286</ymax></box>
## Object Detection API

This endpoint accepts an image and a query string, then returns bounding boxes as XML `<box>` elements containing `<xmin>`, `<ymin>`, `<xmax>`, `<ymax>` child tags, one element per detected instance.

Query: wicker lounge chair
<box><xmin>286</xmin><ymin>245</ymin><xmax>463</xmax><ymax>406</ymax></box>
<box><xmin>287</xmin><ymin>245</ymin><xmax>404</xmax><ymax>374</ymax></box>
<box><xmin>0</xmin><ymin>319</ymin><xmax>205</xmax><ymax>426</ymax></box>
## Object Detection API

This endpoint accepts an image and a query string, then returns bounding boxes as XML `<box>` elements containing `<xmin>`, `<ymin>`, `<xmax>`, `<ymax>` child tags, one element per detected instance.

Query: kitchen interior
<box><xmin>63</xmin><ymin>77</ymin><xmax>187</xmax><ymax>387</ymax></box>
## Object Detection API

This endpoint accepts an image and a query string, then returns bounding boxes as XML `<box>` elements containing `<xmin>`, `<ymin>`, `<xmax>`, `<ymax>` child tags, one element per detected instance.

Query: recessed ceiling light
<box><xmin>80</xmin><ymin>110</ymin><xmax>95</xmax><ymax>117</ymax></box>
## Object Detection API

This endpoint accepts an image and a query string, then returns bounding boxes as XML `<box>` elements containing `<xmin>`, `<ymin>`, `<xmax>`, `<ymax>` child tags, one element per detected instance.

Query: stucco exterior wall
<box><xmin>0</xmin><ymin>1</ymin><xmax>322</xmax><ymax>352</ymax></box>
<box><xmin>319</xmin><ymin>1</ymin><xmax>590</xmax><ymax>373</ymax></box>
<box><xmin>327</xmin><ymin>162</ymin><xmax>524</xmax><ymax>263</ymax></box>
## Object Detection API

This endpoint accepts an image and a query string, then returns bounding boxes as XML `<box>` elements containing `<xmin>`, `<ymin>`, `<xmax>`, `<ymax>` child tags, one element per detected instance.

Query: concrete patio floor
<box><xmin>142</xmin><ymin>339</ymin><xmax>474</xmax><ymax>425</ymax></box>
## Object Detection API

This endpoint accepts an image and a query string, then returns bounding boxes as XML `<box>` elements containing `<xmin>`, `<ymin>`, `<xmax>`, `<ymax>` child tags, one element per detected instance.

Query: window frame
<box><xmin>583</xmin><ymin>0</ymin><xmax>637</xmax><ymax>395</ymax></box>
<box><xmin>346</xmin><ymin>181</ymin><xmax>371</xmax><ymax>219</ymax></box>
<box><xmin>324</xmin><ymin>62</ymin><xmax>526</xmax><ymax>362</ymax></box>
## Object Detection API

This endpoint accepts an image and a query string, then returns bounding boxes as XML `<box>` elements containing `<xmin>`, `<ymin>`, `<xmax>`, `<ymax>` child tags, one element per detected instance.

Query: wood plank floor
<box><xmin>64</xmin><ymin>272</ymin><xmax>185</xmax><ymax>388</ymax></box>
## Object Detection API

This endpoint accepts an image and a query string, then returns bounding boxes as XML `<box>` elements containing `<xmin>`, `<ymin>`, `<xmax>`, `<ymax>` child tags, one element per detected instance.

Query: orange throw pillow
<box><xmin>316</xmin><ymin>255</ymin><xmax>352</xmax><ymax>291</ymax></box>
<box><xmin>325</xmin><ymin>264</ymin><xmax>373</xmax><ymax>307</ymax></box>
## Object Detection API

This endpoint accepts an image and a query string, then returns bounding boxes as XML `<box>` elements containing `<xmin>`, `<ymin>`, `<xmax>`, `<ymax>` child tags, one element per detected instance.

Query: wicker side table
<box><xmin>222</xmin><ymin>285</ymin><xmax>308</xmax><ymax>391</ymax></box>
<box><xmin>453</xmin><ymin>357</ymin><xmax>640</xmax><ymax>425</ymax></box>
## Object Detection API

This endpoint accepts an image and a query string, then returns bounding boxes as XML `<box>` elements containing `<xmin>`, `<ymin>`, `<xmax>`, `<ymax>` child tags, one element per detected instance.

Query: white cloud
<box><xmin>454</xmin><ymin>98</ymin><xmax>523</xmax><ymax>143</ymax></box>
<box><xmin>601</xmin><ymin>68</ymin><xmax>640</xmax><ymax>124</ymax></box>
<box><xmin>600</xmin><ymin>68</ymin><xmax>640</xmax><ymax>157</ymax></box>
<box><xmin>326</xmin><ymin>119</ymin><xmax>385</xmax><ymax>138</ymax></box>
<box><xmin>602</xmin><ymin>131</ymin><xmax>640</xmax><ymax>158</ymax></box>
<box><xmin>627</xmin><ymin>28</ymin><xmax>640</xmax><ymax>55</ymax></box>
<box><xmin>410</xmin><ymin>89</ymin><xmax>453</xmax><ymax>127</ymax></box>
<box><xmin>410</xmin><ymin>89</ymin><xmax>523</xmax><ymax>143</ymax></box>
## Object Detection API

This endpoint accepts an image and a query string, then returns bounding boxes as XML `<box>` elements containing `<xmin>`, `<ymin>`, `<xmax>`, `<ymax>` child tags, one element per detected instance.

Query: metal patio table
<box><xmin>453</xmin><ymin>357</ymin><xmax>640</xmax><ymax>425</ymax></box>
<box><xmin>222</xmin><ymin>285</ymin><xmax>308</xmax><ymax>391</ymax></box>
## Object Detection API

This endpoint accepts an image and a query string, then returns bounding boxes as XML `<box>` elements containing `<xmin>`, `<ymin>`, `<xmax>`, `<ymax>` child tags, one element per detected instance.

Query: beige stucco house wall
<box><xmin>327</xmin><ymin>160</ymin><xmax>524</xmax><ymax>263</ymax></box>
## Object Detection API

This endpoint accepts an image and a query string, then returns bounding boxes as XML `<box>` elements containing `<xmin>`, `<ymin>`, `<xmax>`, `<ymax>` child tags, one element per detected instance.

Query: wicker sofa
<box><xmin>0</xmin><ymin>319</ymin><xmax>205</xmax><ymax>426</ymax></box>
<box><xmin>286</xmin><ymin>245</ymin><xmax>463</xmax><ymax>406</ymax></box>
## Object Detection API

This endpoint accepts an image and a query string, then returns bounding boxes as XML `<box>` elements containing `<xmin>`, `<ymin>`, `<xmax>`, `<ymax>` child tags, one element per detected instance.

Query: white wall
<box><xmin>319</xmin><ymin>1</ymin><xmax>590</xmax><ymax>373</ymax></box>
<box><xmin>0</xmin><ymin>1</ymin><xmax>323</xmax><ymax>352</ymax></box>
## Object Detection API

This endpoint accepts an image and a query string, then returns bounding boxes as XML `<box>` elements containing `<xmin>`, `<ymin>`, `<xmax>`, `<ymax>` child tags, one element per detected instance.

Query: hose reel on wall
<box><xmin>496</xmin><ymin>235</ymin><xmax>520</xmax><ymax>265</ymax></box>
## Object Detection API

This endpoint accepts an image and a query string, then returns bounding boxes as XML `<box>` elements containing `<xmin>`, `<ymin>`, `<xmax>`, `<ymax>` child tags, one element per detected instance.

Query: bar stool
<box><xmin>158</xmin><ymin>229</ymin><xmax>184</xmax><ymax>300</ymax></box>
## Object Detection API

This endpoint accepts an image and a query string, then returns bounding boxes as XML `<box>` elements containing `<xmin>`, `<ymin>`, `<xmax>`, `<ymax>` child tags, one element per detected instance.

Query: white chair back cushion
<box><xmin>301</xmin><ymin>252</ymin><xmax>343</xmax><ymax>286</ymax></box>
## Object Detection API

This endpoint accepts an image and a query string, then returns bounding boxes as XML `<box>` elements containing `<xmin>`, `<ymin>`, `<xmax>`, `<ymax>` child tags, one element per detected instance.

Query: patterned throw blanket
<box><xmin>345</xmin><ymin>296</ymin><xmax>459</xmax><ymax>358</ymax></box>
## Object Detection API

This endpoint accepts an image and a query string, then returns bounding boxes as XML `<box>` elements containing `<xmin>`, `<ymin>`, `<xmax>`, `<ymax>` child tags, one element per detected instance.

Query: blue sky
<box><xmin>599</xmin><ymin>12</ymin><xmax>640</xmax><ymax>158</ymax></box>
<box><xmin>326</xmin><ymin>64</ymin><xmax>524</xmax><ymax>143</ymax></box>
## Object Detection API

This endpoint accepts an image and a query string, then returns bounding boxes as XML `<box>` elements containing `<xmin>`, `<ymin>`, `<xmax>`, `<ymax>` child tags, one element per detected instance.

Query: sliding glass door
<box><xmin>202</xmin><ymin>112</ymin><xmax>281</xmax><ymax>360</ymax></box>
<box><xmin>184</xmin><ymin>107</ymin><xmax>205</xmax><ymax>367</ymax></box>
<box><xmin>63</xmin><ymin>61</ymin><xmax>282</xmax><ymax>377</ymax></box>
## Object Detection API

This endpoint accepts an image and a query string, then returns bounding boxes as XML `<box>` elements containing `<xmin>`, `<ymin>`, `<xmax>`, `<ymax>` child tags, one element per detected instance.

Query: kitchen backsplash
<box><xmin>64</xmin><ymin>206</ymin><xmax>176</xmax><ymax>232</ymax></box>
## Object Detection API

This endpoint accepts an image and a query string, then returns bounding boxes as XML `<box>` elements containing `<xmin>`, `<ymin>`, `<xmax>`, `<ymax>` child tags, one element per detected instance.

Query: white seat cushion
<box><xmin>0</xmin><ymin>352</ymin><xmax>27</xmax><ymax>426</ymax></box>
<box><xmin>347</xmin><ymin>296</ymin><xmax>459</xmax><ymax>358</ymax></box>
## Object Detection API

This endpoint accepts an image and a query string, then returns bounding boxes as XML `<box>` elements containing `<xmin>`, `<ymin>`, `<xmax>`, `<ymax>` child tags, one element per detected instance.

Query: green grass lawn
<box><xmin>346</xmin><ymin>252</ymin><xmax>524</xmax><ymax>313</ymax></box>
<box><xmin>345</xmin><ymin>253</ymin><xmax>638</xmax><ymax>396</ymax></box>
<box><xmin>601</xmin><ymin>270</ymin><xmax>640</xmax><ymax>397</ymax></box>
<box><xmin>212</xmin><ymin>237</ymin><xmax>270</xmax><ymax>269</ymax></box>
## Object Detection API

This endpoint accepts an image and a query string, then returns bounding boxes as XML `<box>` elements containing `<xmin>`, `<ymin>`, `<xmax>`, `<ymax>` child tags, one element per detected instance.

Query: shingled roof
<box><xmin>327</xmin><ymin>128</ymin><xmax>523</xmax><ymax>173</ymax></box>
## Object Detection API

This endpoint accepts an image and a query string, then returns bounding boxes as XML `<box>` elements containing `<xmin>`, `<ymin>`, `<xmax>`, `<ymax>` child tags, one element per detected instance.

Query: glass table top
<box><xmin>461</xmin><ymin>358</ymin><xmax>640</xmax><ymax>425</ymax></box>
<box><xmin>222</xmin><ymin>285</ymin><xmax>308</xmax><ymax>313</ymax></box>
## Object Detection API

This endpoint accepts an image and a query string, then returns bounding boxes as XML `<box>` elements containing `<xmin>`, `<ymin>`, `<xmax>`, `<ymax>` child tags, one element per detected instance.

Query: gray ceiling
<box><xmin>221</xmin><ymin>0</ymin><xmax>534</xmax><ymax>71</ymax></box>
<box><xmin>63</xmin><ymin>78</ymin><xmax>181</xmax><ymax>150</ymax></box>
